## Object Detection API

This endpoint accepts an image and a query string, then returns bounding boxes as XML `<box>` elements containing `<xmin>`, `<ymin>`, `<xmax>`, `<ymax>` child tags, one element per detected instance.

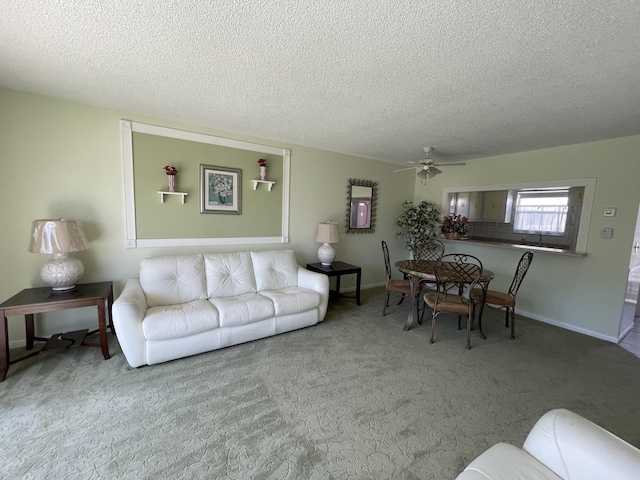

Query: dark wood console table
<box><xmin>306</xmin><ymin>261</ymin><xmax>361</xmax><ymax>306</ymax></box>
<box><xmin>0</xmin><ymin>281</ymin><xmax>114</xmax><ymax>381</ymax></box>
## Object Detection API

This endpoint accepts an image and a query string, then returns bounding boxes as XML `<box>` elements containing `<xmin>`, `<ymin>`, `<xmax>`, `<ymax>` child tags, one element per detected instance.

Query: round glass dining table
<box><xmin>394</xmin><ymin>259</ymin><xmax>495</xmax><ymax>331</ymax></box>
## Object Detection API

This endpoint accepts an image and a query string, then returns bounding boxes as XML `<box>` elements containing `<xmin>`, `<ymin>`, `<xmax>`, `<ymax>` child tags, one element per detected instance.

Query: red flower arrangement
<box><xmin>258</xmin><ymin>158</ymin><xmax>267</xmax><ymax>167</ymax></box>
<box><xmin>440</xmin><ymin>214</ymin><xmax>471</xmax><ymax>236</ymax></box>
<box><xmin>163</xmin><ymin>165</ymin><xmax>178</xmax><ymax>175</ymax></box>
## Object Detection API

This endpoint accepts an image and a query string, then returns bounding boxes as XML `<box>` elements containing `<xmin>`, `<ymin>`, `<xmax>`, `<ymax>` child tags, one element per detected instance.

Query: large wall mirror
<box><xmin>346</xmin><ymin>178</ymin><xmax>377</xmax><ymax>234</ymax></box>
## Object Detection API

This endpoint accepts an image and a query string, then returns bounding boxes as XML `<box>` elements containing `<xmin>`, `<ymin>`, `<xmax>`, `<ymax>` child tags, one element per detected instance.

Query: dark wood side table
<box><xmin>306</xmin><ymin>261</ymin><xmax>361</xmax><ymax>306</ymax></box>
<box><xmin>0</xmin><ymin>281</ymin><xmax>114</xmax><ymax>382</ymax></box>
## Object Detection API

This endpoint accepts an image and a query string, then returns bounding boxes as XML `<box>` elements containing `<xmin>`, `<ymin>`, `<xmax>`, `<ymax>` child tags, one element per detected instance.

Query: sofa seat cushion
<box><xmin>259</xmin><ymin>287</ymin><xmax>321</xmax><ymax>316</ymax></box>
<box><xmin>456</xmin><ymin>443</ymin><xmax>562</xmax><ymax>480</ymax></box>
<box><xmin>143</xmin><ymin>300</ymin><xmax>219</xmax><ymax>341</ymax></box>
<box><xmin>209</xmin><ymin>293</ymin><xmax>275</xmax><ymax>327</ymax></box>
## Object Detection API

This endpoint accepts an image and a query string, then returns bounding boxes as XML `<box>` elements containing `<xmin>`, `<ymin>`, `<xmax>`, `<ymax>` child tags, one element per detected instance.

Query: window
<box><xmin>513</xmin><ymin>188</ymin><xmax>569</xmax><ymax>235</ymax></box>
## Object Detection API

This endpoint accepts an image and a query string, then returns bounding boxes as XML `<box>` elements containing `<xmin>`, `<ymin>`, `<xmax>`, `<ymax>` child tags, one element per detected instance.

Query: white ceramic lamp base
<box><xmin>317</xmin><ymin>243</ymin><xmax>336</xmax><ymax>266</ymax></box>
<box><xmin>40</xmin><ymin>253</ymin><xmax>85</xmax><ymax>291</ymax></box>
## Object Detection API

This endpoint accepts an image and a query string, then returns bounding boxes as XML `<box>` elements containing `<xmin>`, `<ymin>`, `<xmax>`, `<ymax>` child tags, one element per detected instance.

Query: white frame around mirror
<box><xmin>442</xmin><ymin>178</ymin><xmax>596</xmax><ymax>254</ymax></box>
<box><xmin>121</xmin><ymin>120</ymin><xmax>291</xmax><ymax>248</ymax></box>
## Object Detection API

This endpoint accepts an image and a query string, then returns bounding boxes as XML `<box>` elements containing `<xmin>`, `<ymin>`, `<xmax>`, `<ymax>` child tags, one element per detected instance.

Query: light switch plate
<box><xmin>603</xmin><ymin>207</ymin><xmax>617</xmax><ymax>217</ymax></box>
<box><xmin>600</xmin><ymin>227</ymin><xmax>613</xmax><ymax>239</ymax></box>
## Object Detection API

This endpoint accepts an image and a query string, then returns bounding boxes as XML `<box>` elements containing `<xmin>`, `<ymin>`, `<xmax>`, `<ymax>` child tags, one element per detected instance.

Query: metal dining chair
<box><xmin>382</xmin><ymin>240</ymin><xmax>420</xmax><ymax>316</ymax></box>
<box><xmin>470</xmin><ymin>250</ymin><xmax>533</xmax><ymax>340</ymax></box>
<box><xmin>424</xmin><ymin>253</ymin><xmax>483</xmax><ymax>349</ymax></box>
<box><xmin>411</xmin><ymin>239</ymin><xmax>445</xmax><ymax>324</ymax></box>
<box><xmin>411</xmin><ymin>239</ymin><xmax>445</xmax><ymax>261</ymax></box>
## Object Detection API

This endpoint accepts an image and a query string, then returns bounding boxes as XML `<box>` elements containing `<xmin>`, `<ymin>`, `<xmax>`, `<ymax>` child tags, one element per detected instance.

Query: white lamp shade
<box><xmin>29</xmin><ymin>219</ymin><xmax>89</xmax><ymax>254</ymax></box>
<box><xmin>28</xmin><ymin>219</ymin><xmax>89</xmax><ymax>290</ymax></box>
<box><xmin>315</xmin><ymin>222</ymin><xmax>340</xmax><ymax>244</ymax></box>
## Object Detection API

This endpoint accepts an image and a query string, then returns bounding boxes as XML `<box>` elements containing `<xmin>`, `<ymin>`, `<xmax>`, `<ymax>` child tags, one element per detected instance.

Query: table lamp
<box><xmin>28</xmin><ymin>219</ymin><xmax>89</xmax><ymax>291</ymax></box>
<box><xmin>316</xmin><ymin>221</ymin><xmax>339</xmax><ymax>266</ymax></box>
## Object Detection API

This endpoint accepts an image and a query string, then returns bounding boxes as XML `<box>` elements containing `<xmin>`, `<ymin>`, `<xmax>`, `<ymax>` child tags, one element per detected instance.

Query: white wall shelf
<box><xmin>251</xmin><ymin>180</ymin><xmax>276</xmax><ymax>191</ymax></box>
<box><xmin>158</xmin><ymin>191</ymin><xmax>188</xmax><ymax>204</ymax></box>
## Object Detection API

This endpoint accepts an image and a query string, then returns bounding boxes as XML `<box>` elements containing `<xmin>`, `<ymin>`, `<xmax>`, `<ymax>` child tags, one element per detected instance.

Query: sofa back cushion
<box><xmin>250</xmin><ymin>250</ymin><xmax>298</xmax><ymax>292</ymax></box>
<box><xmin>139</xmin><ymin>254</ymin><xmax>207</xmax><ymax>307</ymax></box>
<box><xmin>204</xmin><ymin>252</ymin><xmax>257</xmax><ymax>297</ymax></box>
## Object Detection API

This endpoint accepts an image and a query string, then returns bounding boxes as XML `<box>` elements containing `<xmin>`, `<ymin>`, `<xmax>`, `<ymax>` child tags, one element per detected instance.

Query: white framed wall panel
<box><xmin>121</xmin><ymin>120</ymin><xmax>290</xmax><ymax>248</ymax></box>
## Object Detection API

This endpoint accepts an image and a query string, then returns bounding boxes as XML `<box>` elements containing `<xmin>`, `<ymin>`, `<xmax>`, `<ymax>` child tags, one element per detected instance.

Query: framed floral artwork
<box><xmin>200</xmin><ymin>164</ymin><xmax>242</xmax><ymax>214</ymax></box>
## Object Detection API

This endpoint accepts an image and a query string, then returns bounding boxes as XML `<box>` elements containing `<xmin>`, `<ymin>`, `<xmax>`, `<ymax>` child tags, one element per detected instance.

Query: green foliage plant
<box><xmin>395</xmin><ymin>200</ymin><xmax>442</xmax><ymax>251</ymax></box>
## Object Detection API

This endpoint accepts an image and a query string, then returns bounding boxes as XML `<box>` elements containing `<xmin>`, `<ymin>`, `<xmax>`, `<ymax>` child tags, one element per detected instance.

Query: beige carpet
<box><xmin>1</xmin><ymin>286</ymin><xmax>639</xmax><ymax>479</ymax></box>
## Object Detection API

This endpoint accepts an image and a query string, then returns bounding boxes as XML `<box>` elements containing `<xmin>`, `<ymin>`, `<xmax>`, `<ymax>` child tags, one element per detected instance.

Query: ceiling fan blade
<box><xmin>394</xmin><ymin>166</ymin><xmax>418</xmax><ymax>172</ymax></box>
<box><xmin>434</xmin><ymin>162</ymin><xmax>466</xmax><ymax>167</ymax></box>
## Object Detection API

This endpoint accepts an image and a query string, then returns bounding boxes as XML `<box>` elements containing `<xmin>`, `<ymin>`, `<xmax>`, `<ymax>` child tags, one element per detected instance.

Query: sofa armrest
<box><xmin>523</xmin><ymin>408</ymin><xmax>640</xmax><ymax>480</ymax></box>
<box><xmin>455</xmin><ymin>443</ymin><xmax>562</xmax><ymax>480</ymax></box>
<box><xmin>297</xmin><ymin>266</ymin><xmax>330</xmax><ymax>321</ymax></box>
<box><xmin>112</xmin><ymin>278</ymin><xmax>148</xmax><ymax>368</ymax></box>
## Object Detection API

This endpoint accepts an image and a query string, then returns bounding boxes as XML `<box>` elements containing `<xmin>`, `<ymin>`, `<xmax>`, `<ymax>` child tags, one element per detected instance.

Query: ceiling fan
<box><xmin>394</xmin><ymin>147</ymin><xmax>466</xmax><ymax>183</ymax></box>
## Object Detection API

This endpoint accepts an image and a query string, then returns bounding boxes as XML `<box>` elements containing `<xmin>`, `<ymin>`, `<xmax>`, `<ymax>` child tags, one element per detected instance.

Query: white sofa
<box><xmin>456</xmin><ymin>408</ymin><xmax>640</xmax><ymax>480</ymax></box>
<box><xmin>112</xmin><ymin>249</ymin><xmax>330</xmax><ymax>368</ymax></box>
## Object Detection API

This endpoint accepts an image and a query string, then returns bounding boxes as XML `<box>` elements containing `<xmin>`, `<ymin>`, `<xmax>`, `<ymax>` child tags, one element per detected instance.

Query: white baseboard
<box><xmin>358</xmin><ymin>284</ymin><xmax>620</xmax><ymax>344</ymax></box>
<box><xmin>10</xmin><ymin>288</ymin><xmax>617</xmax><ymax>348</ymax></box>
<box><xmin>339</xmin><ymin>282</ymin><xmax>386</xmax><ymax>293</ymax></box>
<box><xmin>517</xmin><ymin>308</ymin><xmax>618</xmax><ymax>344</ymax></box>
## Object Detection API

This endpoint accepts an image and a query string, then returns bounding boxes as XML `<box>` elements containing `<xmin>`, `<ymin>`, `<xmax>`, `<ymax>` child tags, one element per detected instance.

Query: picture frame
<box><xmin>200</xmin><ymin>164</ymin><xmax>242</xmax><ymax>214</ymax></box>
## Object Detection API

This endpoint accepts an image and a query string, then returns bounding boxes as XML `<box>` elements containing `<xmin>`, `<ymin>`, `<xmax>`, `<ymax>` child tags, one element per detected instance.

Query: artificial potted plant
<box><xmin>395</xmin><ymin>201</ymin><xmax>442</xmax><ymax>252</ymax></box>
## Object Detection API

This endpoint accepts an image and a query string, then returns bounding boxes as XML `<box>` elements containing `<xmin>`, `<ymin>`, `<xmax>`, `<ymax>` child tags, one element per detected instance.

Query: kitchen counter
<box><xmin>442</xmin><ymin>237</ymin><xmax>587</xmax><ymax>257</ymax></box>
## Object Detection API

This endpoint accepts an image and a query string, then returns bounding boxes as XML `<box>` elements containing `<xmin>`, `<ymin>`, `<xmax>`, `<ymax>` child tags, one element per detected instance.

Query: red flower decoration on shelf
<box><xmin>258</xmin><ymin>158</ymin><xmax>267</xmax><ymax>167</ymax></box>
<box><xmin>163</xmin><ymin>165</ymin><xmax>178</xmax><ymax>175</ymax></box>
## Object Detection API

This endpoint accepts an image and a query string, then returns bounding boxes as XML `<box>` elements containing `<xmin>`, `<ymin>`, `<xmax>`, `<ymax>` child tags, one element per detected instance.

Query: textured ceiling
<box><xmin>2</xmin><ymin>1</ymin><xmax>640</xmax><ymax>164</ymax></box>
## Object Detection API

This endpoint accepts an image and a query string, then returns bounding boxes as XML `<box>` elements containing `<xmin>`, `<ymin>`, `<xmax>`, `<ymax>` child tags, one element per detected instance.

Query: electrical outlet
<box><xmin>600</xmin><ymin>227</ymin><xmax>613</xmax><ymax>239</ymax></box>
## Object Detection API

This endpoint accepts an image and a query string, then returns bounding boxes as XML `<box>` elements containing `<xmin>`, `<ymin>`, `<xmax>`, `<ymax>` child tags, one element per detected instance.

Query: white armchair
<box><xmin>456</xmin><ymin>408</ymin><xmax>640</xmax><ymax>480</ymax></box>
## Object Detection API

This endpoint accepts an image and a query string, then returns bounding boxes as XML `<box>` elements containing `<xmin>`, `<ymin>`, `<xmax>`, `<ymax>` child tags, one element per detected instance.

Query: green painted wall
<box><xmin>2</xmin><ymin>86</ymin><xmax>639</xmax><ymax>345</ymax></box>
<box><xmin>410</xmin><ymin>136</ymin><xmax>640</xmax><ymax>340</ymax></box>
<box><xmin>132</xmin><ymin>132</ymin><xmax>283</xmax><ymax>238</ymax></box>
<box><xmin>0</xmin><ymin>87</ymin><xmax>415</xmax><ymax>345</ymax></box>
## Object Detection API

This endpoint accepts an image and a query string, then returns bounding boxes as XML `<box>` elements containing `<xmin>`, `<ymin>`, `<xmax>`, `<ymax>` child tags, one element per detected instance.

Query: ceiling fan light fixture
<box><xmin>428</xmin><ymin>167</ymin><xmax>442</xmax><ymax>178</ymax></box>
<box><xmin>394</xmin><ymin>146</ymin><xmax>465</xmax><ymax>182</ymax></box>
